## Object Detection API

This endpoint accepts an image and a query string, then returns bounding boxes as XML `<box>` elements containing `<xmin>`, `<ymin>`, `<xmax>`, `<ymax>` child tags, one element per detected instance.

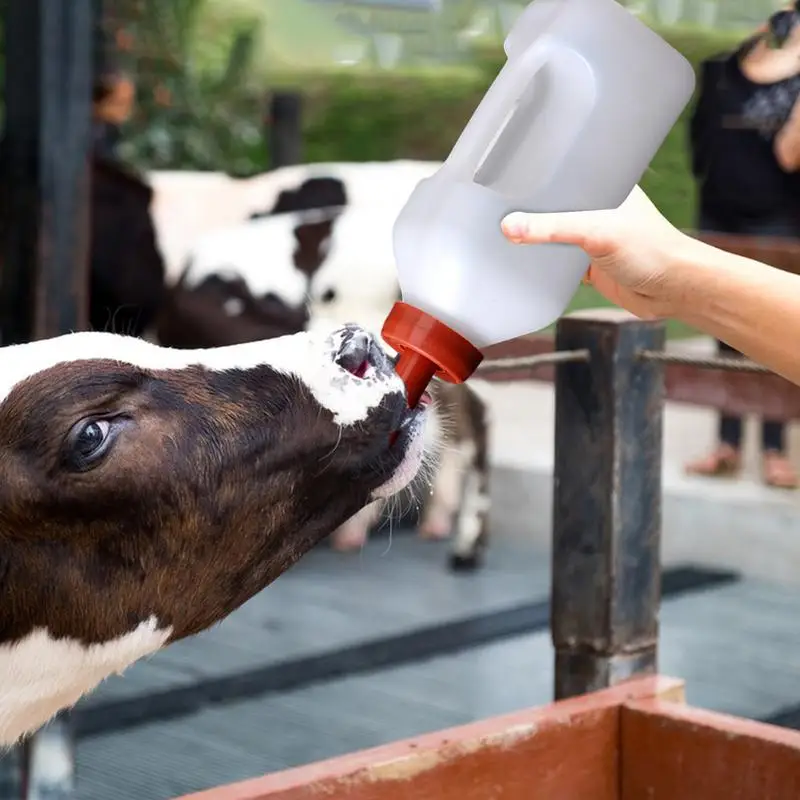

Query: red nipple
<box><xmin>382</xmin><ymin>302</ymin><xmax>484</xmax><ymax>409</ymax></box>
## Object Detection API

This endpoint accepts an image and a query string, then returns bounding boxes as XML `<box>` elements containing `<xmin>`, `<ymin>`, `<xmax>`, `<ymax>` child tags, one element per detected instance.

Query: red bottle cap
<box><xmin>382</xmin><ymin>301</ymin><xmax>484</xmax><ymax>408</ymax></box>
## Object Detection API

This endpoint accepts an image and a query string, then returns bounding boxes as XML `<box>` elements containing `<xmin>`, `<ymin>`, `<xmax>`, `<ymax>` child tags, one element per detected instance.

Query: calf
<box><xmin>148</xmin><ymin>160</ymin><xmax>440</xmax><ymax>282</ymax></box>
<box><xmin>0</xmin><ymin>325</ymin><xmax>430</xmax><ymax>744</ymax></box>
<box><xmin>161</xmin><ymin>170</ymin><xmax>492</xmax><ymax>569</ymax></box>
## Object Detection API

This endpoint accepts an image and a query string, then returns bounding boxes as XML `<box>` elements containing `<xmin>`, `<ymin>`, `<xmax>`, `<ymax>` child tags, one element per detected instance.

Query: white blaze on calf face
<box><xmin>0</xmin><ymin>329</ymin><xmax>403</xmax><ymax>427</ymax></box>
<box><xmin>308</xmin><ymin>205</ymin><xmax>400</xmax><ymax>322</ymax></box>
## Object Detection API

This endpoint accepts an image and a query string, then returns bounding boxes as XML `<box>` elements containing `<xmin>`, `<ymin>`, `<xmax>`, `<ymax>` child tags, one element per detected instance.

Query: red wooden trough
<box><xmin>178</xmin><ymin>676</ymin><xmax>800</xmax><ymax>800</ymax></box>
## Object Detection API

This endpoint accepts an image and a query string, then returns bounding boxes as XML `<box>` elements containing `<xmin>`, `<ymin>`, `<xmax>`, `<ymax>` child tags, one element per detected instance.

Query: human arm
<box><xmin>670</xmin><ymin>238</ymin><xmax>800</xmax><ymax>384</ymax></box>
<box><xmin>501</xmin><ymin>187</ymin><xmax>800</xmax><ymax>387</ymax></box>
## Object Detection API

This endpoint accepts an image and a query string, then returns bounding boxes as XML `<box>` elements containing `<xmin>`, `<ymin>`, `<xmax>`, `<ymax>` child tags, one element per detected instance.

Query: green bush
<box><xmin>125</xmin><ymin>25</ymin><xmax>742</xmax><ymax>231</ymax></box>
<box><xmin>291</xmin><ymin>26</ymin><xmax>743</xmax><ymax>229</ymax></box>
<box><xmin>272</xmin><ymin>66</ymin><xmax>488</xmax><ymax>164</ymax></box>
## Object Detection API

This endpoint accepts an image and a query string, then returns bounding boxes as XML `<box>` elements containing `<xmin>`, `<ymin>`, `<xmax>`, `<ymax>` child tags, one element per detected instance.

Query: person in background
<box><xmin>685</xmin><ymin>2</ymin><xmax>800</xmax><ymax>488</ymax></box>
<box><xmin>92</xmin><ymin>69</ymin><xmax>136</xmax><ymax>159</ymax></box>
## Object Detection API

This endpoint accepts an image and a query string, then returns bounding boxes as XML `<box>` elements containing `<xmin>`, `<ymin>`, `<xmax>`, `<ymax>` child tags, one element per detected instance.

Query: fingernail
<box><xmin>501</xmin><ymin>213</ymin><xmax>526</xmax><ymax>240</ymax></box>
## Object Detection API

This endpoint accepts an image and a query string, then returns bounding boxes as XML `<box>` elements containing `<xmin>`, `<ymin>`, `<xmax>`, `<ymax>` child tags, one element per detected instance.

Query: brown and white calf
<box><xmin>155</xmin><ymin>164</ymin><xmax>492</xmax><ymax>568</ymax></box>
<box><xmin>0</xmin><ymin>325</ymin><xmax>429</xmax><ymax>745</ymax></box>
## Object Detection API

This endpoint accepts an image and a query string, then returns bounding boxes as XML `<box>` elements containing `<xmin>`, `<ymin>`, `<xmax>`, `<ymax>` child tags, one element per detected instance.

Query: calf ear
<box><xmin>296</xmin><ymin>177</ymin><xmax>347</xmax><ymax>210</ymax></box>
<box><xmin>292</xmin><ymin>218</ymin><xmax>335</xmax><ymax>278</ymax></box>
<box><xmin>267</xmin><ymin>187</ymin><xmax>300</xmax><ymax>215</ymax></box>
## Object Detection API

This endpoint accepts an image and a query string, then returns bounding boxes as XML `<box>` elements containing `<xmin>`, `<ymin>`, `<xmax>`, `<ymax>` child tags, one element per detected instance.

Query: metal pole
<box><xmin>267</xmin><ymin>91</ymin><xmax>303</xmax><ymax>170</ymax></box>
<box><xmin>551</xmin><ymin>309</ymin><xmax>666</xmax><ymax>700</ymax></box>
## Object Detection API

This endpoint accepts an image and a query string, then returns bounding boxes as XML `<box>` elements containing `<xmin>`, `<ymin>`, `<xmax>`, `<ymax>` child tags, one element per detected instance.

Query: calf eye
<box><xmin>63</xmin><ymin>418</ymin><xmax>115</xmax><ymax>472</ymax></box>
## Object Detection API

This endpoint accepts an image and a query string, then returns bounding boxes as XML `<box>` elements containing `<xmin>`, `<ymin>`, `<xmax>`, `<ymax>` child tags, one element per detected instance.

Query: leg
<box><xmin>737</xmin><ymin>215</ymin><xmax>800</xmax><ymax>488</ymax></box>
<box><xmin>330</xmin><ymin>500</ymin><xmax>384</xmax><ymax>552</ymax></box>
<box><xmin>762</xmin><ymin>418</ymin><xmax>797</xmax><ymax>488</ymax></box>
<box><xmin>447</xmin><ymin>383</ymin><xmax>491</xmax><ymax>570</ymax></box>
<box><xmin>418</xmin><ymin>441</ymin><xmax>470</xmax><ymax>540</ymax></box>
<box><xmin>419</xmin><ymin>384</ymin><xmax>491</xmax><ymax>548</ymax></box>
<box><xmin>685</xmin><ymin>340</ymin><xmax>743</xmax><ymax>476</ymax></box>
<box><xmin>448</xmin><ymin>450</ymin><xmax>491</xmax><ymax>571</ymax></box>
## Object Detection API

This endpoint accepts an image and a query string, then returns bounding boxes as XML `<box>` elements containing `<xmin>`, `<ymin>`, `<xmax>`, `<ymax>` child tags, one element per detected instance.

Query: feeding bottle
<box><xmin>381</xmin><ymin>0</ymin><xmax>696</xmax><ymax>407</ymax></box>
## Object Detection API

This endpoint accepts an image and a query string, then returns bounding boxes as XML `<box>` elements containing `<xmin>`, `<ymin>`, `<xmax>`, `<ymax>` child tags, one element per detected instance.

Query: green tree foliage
<box><xmin>115</xmin><ymin>0</ymin><xmax>265</xmax><ymax>172</ymax></box>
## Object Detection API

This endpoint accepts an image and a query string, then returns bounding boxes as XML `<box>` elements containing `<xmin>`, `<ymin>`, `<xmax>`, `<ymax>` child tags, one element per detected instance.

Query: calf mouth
<box><xmin>331</xmin><ymin>324</ymin><xmax>430</xmax><ymax>424</ymax></box>
<box><xmin>329</xmin><ymin>324</ymin><xmax>430</xmax><ymax>496</ymax></box>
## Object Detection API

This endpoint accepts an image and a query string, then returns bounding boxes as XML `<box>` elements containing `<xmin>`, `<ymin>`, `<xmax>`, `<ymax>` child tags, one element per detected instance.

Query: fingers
<box><xmin>501</xmin><ymin>209</ymin><xmax>602</xmax><ymax>249</ymax></box>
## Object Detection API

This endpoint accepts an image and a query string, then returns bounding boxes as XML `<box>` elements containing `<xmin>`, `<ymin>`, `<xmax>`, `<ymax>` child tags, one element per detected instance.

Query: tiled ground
<box><xmin>3</xmin><ymin>529</ymin><xmax>789</xmax><ymax>800</ymax></box>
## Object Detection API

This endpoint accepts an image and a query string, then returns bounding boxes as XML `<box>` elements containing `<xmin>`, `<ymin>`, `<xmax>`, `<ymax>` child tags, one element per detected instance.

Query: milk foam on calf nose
<box><xmin>381</xmin><ymin>0</ymin><xmax>695</xmax><ymax>407</ymax></box>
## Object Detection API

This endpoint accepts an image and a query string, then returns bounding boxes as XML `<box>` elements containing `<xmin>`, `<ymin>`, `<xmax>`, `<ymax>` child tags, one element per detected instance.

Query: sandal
<box><xmin>685</xmin><ymin>444</ymin><xmax>741</xmax><ymax>477</ymax></box>
<box><xmin>763</xmin><ymin>450</ymin><xmax>798</xmax><ymax>489</ymax></box>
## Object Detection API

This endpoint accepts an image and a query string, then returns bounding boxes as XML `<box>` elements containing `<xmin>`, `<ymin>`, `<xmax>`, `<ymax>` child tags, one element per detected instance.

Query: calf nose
<box><xmin>334</xmin><ymin>325</ymin><xmax>392</xmax><ymax>379</ymax></box>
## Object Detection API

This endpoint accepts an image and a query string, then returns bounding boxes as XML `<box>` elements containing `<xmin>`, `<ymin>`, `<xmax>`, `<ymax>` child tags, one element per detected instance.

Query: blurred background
<box><xmin>3</xmin><ymin>0</ymin><xmax>800</xmax><ymax>798</ymax></box>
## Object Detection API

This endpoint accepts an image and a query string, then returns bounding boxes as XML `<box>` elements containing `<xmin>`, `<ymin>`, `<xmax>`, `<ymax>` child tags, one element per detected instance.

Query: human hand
<box><xmin>500</xmin><ymin>186</ymin><xmax>701</xmax><ymax>320</ymax></box>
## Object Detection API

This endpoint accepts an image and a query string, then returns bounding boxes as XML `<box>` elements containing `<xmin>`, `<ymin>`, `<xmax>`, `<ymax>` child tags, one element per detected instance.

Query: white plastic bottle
<box><xmin>382</xmin><ymin>0</ymin><xmax>695</xmax><ymax>407</ymax></box>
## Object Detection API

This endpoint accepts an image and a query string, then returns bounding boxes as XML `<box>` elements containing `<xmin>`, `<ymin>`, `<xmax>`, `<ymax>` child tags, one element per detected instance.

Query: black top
<box><xmin>689</xmin><ymin>42</ymin><xmax>800</xmax><ymax>226</ymax></box>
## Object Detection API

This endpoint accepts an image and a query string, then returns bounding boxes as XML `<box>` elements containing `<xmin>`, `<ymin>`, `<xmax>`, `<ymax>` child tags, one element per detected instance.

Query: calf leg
<box><xmin>418</xmin><ymin>440</ymin><xmax>473</xmax><ymax>540</ymax></box>
<box><xmin>448</xmin><ymin>452</ymin><xmax>491</xmax><ymax>571</ymax></box>
<box><xmin>330</xmin><ymin>499</ymin><xmax>385</xmax><ymax>551</ymax></box>
<box><xmin>448</xmin><ymin>384</ymin><xmax>492</xmax><ymax>571</ymax></box>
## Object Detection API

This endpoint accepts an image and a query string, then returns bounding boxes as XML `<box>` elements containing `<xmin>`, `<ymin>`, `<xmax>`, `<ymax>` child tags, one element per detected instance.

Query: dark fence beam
<box><xmin>480</xmin><ymin>334</ymin><xmax>800</xmax><ymax>419</ymax></box>
<box><xmin>687</xmin><ymin>231</ymin><xmax>800</xmax><ymax>276</ymax></box>
<box><xmin>267</xmin><ymin>92</ymin><xmax>303</xmax><ymax>170</ymax></box>
<box><xmin>662</xmin><ymin>366</ymin><xmax>800</xmax><ymax>419</ymax></box>
<box><xmin>551</xmin><ymin>309</ymin><xmax>666</xmax><ymax>700</ymax></box>
<box><xmin>2</xmin><ymin>0</ymin><xmax>94</xmax><ymax>344</ymax></box>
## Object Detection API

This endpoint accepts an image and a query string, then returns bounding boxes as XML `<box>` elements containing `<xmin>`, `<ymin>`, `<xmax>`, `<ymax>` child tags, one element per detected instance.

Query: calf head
<box><xmin>158</xmin><ymin>210</ymin><xmax>339</xmax><ymax>349</ymax></box>
<box><xmin>0</xmin><ymin>326</ymin><xmax>427</xmax><ymax>743</ymax></box>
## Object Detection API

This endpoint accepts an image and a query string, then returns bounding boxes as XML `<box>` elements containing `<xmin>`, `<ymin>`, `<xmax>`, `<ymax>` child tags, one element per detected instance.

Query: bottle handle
<box><xmin>443</xmin><ymin>37</ymin><xmax>597</xmax><ymax>198</ymax></box>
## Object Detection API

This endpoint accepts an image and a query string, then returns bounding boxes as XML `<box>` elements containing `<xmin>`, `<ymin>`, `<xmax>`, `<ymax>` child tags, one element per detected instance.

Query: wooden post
<box><xmin>267</xmin><ymin>91</ymin><xmax>303</xmax><ymax>170</ymax></box>
<box><xmin>551</xmin><ymin>309</ymin><xmax>666</xmax><ymax>700</ymax></box>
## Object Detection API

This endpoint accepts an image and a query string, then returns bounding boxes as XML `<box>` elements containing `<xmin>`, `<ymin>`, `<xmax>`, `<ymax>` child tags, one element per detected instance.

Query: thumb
<box><xmin>501</xmin><ymin>209</ymin><xmax>607</xmax><ymax>250</ymax></box>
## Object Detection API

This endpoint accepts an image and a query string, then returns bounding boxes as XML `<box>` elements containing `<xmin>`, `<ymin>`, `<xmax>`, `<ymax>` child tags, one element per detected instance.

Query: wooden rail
<box><xmin>690</xmin><ymin>231</ymin><xmax>800</xmax><ymax>276</ymax></box>
<box><xmin>482</xmin><ymin>333</ymin><xmax>800</xmax><ymax>419</ymax></box>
